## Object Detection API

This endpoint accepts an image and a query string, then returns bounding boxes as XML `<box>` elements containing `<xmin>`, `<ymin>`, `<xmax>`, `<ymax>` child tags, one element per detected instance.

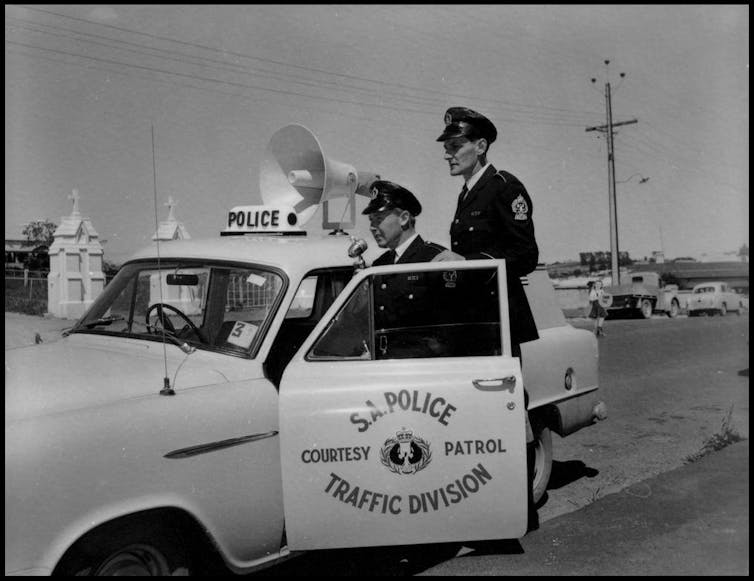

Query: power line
<box><xmin>12</xmin><ymin>5</ymin><xmax>600</xmax><ymax>123</ymax></box>
<box><xmin>5</xmin><ymin>15</ymin><xmax>457</xmax><ymax>112</ymax></box>
<box><xmin>4</xmin><ymin>47</ymin><xmax>392</xmax><ymax>127</ymax></box>
<box><xmin>6</xmin><ymin>34</ymin><xmax>594</xmax><ymax>130</ymax></box>
<box><xmin>5</xmin><ymin>39</ymin><xmax>442</xmax><ymax>117</ymax></box>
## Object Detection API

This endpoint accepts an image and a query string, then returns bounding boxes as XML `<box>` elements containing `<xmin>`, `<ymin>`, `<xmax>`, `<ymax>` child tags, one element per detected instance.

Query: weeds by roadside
<box><xmin>684</xmin><ymin>405</ymin><xmax>745</xmax><ymax>464</ymax></box>
<box><xmin>5</xmin><ymin>278</ymin><xmax>48</xmax><ymax>315</ymax></box>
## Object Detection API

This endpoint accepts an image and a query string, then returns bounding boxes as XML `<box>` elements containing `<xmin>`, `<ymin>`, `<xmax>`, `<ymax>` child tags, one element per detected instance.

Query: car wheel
<box><xmin>55</xmin><ymin>518</ymin><xmax>194</xmax><ymax>576</ymax></box>
<box><xmin>667</xmin><ymin>300</ymin><xmax>680</xmax><ymax>318</ymax></box>
<box><xmin>640</xmin><ymin>299</ymin><xmax>653</xmax><ymax>319</ymax></box>
<box><xmin>719</xmin><ymin>304</ymin><xmax>727</xmax><ymax>316</ymax></box>
<box><xmin>531</xmin><ymin>426</ymin><xmax>553</xmax><ymax>504</ymax></box>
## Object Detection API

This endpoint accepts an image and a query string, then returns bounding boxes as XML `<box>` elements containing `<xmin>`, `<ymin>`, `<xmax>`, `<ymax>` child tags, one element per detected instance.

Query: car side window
<box><xmin>308</xmin><ymin>266</ymin><xmax>501</xmax><ymax>361</ymax></box>
<box><xmin>308</xmin><ymin>278</ymin><xmax>371</xmax><ymax>360</ymax></box>
<box><xmin>373</xmin><ymin>268</ymin><xmax>501</xmax><ymax>359</ymax></box>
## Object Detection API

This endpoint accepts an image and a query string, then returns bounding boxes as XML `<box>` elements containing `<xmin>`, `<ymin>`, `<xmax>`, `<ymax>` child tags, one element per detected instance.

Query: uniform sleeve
<box><xmin>467</xmin><ymin>178</ymin><xmax>539</xmax><ymax>276</ymax></box>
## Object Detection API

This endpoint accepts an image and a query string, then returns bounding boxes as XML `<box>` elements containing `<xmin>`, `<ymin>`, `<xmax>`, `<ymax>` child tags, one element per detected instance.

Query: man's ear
<box><xmin>475</xmin><ymin>138</ymin><xmax>489</xmax><ymax>156</ymax></box>
<box><xmin>399</xmin><ymin>210</ymin><xmax>411</xmax><ymax>230</ymax></box>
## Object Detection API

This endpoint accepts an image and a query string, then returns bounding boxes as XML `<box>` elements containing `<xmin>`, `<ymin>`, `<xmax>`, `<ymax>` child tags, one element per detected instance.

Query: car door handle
<box><xmin>472</xmin><ymin>376</ymin><xmax>516</xmax><ymax>393</ymax></box>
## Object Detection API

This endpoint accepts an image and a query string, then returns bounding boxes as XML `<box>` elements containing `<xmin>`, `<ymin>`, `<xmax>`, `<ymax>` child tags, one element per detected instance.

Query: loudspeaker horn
<box><xmin>260</xmin><ymin>124</ymin><xmax>379</xmax><ymax>230</ymax></box>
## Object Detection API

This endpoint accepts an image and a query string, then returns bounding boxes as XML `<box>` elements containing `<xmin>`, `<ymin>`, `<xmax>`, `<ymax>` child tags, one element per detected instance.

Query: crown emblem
<box><xmin>396</xmin><ymin>427</ymin><xmax>413</xmax><ymax>443</ymax></box>
<box><xmin>379</xmin><ymin>427</ymin><xmax>432</xmax><ymax>476</ymax></box>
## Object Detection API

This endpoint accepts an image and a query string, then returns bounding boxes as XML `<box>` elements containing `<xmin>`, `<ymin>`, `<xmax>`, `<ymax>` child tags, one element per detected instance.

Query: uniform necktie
<box><xmin>387</xmin><ymin>249</ymin><xmax>397</xmax><ymax>263</ymax></box>
<box><xmin>460</xmin><ymin>184</ymin><xmax>469</xmax><ymax>202</ymax></box>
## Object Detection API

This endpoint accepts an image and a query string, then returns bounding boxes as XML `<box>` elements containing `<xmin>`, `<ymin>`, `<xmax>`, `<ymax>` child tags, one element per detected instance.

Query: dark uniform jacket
<box><xmin>372</xmin><ymin>235</ymin><xmax>445</xmax><ymax>335</ymax></box>
<box><xmin>372</xmin><ymin>234</ymin><xmax>445</xmax><ymax>266</ymax></box>
<box><xmin>449</xmin><ymin>165</ymin><xmax>539</xmax><ymax>345</ymax></box>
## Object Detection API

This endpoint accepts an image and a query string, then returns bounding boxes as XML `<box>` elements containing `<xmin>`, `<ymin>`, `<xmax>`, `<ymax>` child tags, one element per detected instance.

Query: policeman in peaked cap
<box><xmin>362</xmin><ymin>180</ymin><xmax>445</xmax><ymax>265</ymax></box>
<box><xmin>434</xmin><ymin>107</ymin><xmax>541</xmax><ymax>531</ymax></box>
<box><xmin>362</xmin><ymin>180</ymin><xmax>446</xmax><ymax>358</ymax></box>
<box><xmin>433</xmin><ymin>106</ymin><xmax>539</xmax><ymax>349</ymax></box>
<box><xmin>436</xmin><ymin>106</ymin><xmax>498</xmax><ymax>144</ymax></box>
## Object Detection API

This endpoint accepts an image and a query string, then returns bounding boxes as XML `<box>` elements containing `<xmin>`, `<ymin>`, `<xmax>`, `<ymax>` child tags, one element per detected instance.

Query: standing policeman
<box><xmin>432</xmin><ymin>106</ymin><xmax>539</xmax><ymax>357</ymax></box>
<box><xmin>433</xmin><ymin>106</ymin><xmax>541</xmax><ymax>532</ymax></box>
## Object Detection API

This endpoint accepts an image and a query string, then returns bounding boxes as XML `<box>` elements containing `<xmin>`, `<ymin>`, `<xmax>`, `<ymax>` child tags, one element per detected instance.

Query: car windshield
<box><xmin>693</xmin><ymin>287</ymin><xmax>714</xmax><ymax>294</ymax></box>
<box><xmin>72</xmin><ymin>260</ymin><xmax>285</xmax><ymax>358</ymax></box>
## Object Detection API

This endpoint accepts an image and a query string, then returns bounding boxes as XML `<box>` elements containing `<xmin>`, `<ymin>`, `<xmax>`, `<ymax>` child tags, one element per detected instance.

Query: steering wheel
<box><xmin>145</xmin><ymin>303</ymin><xmax>204</xmax><ymax>342</ymax></box>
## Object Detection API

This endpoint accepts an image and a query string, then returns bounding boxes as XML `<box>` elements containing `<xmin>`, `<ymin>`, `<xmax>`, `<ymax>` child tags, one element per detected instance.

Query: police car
<box><xmin>5</xmin><ymin>125</ymin><xmax>605</xmax><ymax>576</ymax></box>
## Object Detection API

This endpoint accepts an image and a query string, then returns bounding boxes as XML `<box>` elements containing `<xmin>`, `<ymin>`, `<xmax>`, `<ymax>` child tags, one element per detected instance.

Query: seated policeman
<box><xmin>363</xmin><ymin>181</ymin><xmax>447</xmax><ymax>358</ymax></box>
<box><xmin>362</xmin><ymin>180</ymin><xmax>445</xmax><ymax>265</ymax></box>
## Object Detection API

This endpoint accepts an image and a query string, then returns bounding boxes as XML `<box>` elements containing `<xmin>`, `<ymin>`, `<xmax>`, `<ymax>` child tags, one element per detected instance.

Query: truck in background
<box><xmin>604</xmin><ymin>271</ymin><xmax>681</xmax><ymax>319</ymax></box>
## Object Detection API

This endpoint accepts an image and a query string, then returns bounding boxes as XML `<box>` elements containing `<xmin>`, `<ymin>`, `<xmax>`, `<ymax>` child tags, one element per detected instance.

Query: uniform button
<box><xmin>408</xmin><ymin>294</ymin><xmax>414</xmax><ymax>300</ymax></box>
<box><xmin>381</xmin><ymin>283</ymin><xmax>387</xmax><ymax>289</ymax></box>
<box><xmin>453</xmin><ymin>241</ymin><xmax>458</xmax><ymax>246</ymax></box>
<box><xmin>455</xmin><ymin>219</ymin><xmax>459</xmax><ymax>224</ymax></box>
<box><xmin>469</xmin><ymin>226</ymin><xmax>474</xmax><ymax>231</ymax></box>
<box><xmin>379</xmin><ymin>305</ymin><xmax>385</xmax><ymax>311</ymax></box>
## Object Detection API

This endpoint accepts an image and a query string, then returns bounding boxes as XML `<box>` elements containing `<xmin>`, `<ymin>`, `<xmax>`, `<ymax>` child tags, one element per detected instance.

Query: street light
<box><xmin>617</xmin><ymin>173</ymin><xmax>650</xmax><ymax>184</ymax></box>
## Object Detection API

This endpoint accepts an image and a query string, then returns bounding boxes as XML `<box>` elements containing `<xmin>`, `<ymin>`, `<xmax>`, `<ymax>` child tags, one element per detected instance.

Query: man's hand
<box><xmin>432</xmin><ymin>250</ymin><xmax>466</xmax><ymax>262</ymax></box>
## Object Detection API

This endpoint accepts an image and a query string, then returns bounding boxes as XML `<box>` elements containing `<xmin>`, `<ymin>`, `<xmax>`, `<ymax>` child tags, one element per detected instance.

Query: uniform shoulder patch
<box><xmin>426</xmin><ymin>241</ymin><xmax>446</xmax><ymax>251</ymax></box>
<box><xmin>494</xmin><ymin>171</ymin><xmax>508</xmax><ymax>183</ymax></box>
<box><xmin>511</xmin><ymin>194</ymin><xmax>529</xmax><ymax>220</ymax></box>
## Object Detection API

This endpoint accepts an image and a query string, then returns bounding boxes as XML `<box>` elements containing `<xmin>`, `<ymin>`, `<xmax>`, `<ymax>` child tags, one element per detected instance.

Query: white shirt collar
<box><xmin>465</xmin><ymin>162</ymin><xmax>492</xmax><ymax>193</ymax></box>
<box><xmin>394</xmin><ymin>232</ymin><xmax>419</xmax><ymax>261</ymax></box>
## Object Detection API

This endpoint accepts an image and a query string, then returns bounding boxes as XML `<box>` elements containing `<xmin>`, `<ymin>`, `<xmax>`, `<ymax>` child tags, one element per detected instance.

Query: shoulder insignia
<box><xmin>494</xmin><ymin>171</ymin><xmax>508</xmax><ymax>183</ymax></box>
<box><xmin>426</xmin><ymin>241</ymin><xmax>446</xmax><ymax>251</ymax></box>
<box><xmin>511</xmin><ymin>194</ymin><xmax>529</xmax><ymax>220</ymax></box>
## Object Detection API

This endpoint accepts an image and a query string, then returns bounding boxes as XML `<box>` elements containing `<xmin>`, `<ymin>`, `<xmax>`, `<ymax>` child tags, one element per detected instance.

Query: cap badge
<box><xmin>444</xmin><ymin>112</ymin><xmax>453</xmax><ymax>125</ymax></box>
<box><xmin>370</xmin><ymin>186</ymin><xmax>379</xmax><ymax>199</ymax></box>
<box><xmin>512</xmin><ymin>194</ymin><xmax>529</xmax><ymax>221</ymax></box>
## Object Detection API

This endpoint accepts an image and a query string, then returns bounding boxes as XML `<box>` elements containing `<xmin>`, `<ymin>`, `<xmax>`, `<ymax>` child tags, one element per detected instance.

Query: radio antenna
<box><xmin>151</xmin><ymin>123</ymin><xmax>174</xmax><ymax>396</ymax></box>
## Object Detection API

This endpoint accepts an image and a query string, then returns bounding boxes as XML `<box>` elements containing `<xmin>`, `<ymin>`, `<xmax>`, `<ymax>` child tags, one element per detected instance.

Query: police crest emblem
<box><xmin>379</xmin><ymin>427</ymin><xmax>432</xmax><ymax>475</ymax></box>
<box><xmin>511</xmin><ymin>194</ymin><xmax>529</xmax><ymax>221</ymax></box>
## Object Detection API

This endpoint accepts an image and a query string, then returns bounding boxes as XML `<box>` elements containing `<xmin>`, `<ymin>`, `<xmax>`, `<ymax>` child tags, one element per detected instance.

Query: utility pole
<box><xmin>586</xmin><ymin>60</ymin><xmax>637</xmax><ymax>286</ymax></box>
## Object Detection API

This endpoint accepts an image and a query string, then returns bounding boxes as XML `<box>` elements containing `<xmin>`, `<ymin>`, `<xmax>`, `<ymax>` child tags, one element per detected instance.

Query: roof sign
<box><xmin>221</xmin><ymin>205</ymin><xmax>305</xmax><ymax>236</ymax></box>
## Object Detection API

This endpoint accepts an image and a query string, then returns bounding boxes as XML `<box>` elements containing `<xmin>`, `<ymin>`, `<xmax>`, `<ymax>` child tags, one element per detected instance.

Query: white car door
<box><xmin>279</xmin><ymin>260</ymin><xmax>527</xmax><ymax>550</ymax></box>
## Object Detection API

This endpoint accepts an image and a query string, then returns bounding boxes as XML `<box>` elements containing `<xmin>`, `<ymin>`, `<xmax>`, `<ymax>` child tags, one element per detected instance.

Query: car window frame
<box><xmin>70</xmin><ymin>258</ymin><xmax>289</xmax><ymax>359</ymax></box>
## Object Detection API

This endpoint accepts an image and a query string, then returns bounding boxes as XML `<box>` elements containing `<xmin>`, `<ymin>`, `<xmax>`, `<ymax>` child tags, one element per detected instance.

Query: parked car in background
<box><xmin>687</xmin><ymin>281</ymin><xmax>745</xmax><ymax>316</ymax></box>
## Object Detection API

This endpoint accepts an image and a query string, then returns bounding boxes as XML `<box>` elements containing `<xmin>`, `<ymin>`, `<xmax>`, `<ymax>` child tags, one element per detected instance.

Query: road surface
<box><xmin>251</xmin><ymin>314</ymin><xmax>750</xmax><ymax>575</ymax></box>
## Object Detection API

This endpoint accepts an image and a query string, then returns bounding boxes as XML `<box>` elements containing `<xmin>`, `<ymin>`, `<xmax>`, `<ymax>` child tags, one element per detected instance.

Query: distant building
<box><xmin>4</xmin><ymin>238</ymin><xmax>49</xmax><ymax>271</ymax></box>
<box><xmin>634</xmin><ymin>261</ymin><xmax>749</xmax><ymax>294</ymax></box>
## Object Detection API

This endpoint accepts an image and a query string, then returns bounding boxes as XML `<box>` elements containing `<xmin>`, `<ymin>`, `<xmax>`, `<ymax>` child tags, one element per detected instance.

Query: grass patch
<box><xmin>684</xmin><ymin>405</ymin><xmax>745</xmax><ymax>464</ymax></box>
<box><xmin>4</xmin><ymin>278</ymin><xmax>49</xmax><ymax>315</ymax></box>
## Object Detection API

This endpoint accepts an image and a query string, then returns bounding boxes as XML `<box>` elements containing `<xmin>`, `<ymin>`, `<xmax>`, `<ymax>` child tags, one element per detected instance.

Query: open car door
<box><xmin>279</xmin><ymin>259</ymin><xmax>527</xmax><ymax>549</ymax></box>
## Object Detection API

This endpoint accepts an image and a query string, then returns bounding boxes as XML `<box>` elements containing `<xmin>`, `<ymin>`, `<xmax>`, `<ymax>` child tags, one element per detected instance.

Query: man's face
<box><xmin>443</xmin><ymin>137</ymin><xmax>485</xmax><ymax>178</ymax></box>
<box><xmin>368</xmin><ymin>209</ymin><xmax>406</xmax><ymax>249</ymax></box>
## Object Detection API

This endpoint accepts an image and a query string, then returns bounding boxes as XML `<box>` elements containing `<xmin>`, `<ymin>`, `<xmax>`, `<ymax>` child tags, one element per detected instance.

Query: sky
<box><xmin>5</xmin><ymin>4</ymin><xmax>749</xmax><ymax>266</ymax></box>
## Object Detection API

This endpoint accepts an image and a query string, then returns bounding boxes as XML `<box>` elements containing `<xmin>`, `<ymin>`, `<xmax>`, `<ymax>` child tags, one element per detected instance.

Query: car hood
<box><xmin>5</xmin><ymin>334</ymin><xmax>237</xmax><ymax>422</ymax></box>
